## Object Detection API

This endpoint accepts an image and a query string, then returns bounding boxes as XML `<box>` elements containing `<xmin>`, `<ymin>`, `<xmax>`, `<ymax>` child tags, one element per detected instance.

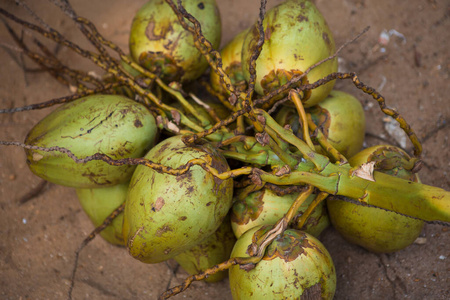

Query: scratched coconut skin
<box><xmin>241</xmin><ymin>0</ymin><xmax>338</xmax><ymax>107</ymax></box>
<box><xmin>25</xmin><ymin>95</ymin><xmax>159</xmax><ymax>188</ymax></box>
<box><xmin>123</xmin><ymin>135</ymin><xmax>234</xmax><ymax>264</ymax></box>
<box><xmin>327</xmin><ymin>145</ymin><xmax>425</xmax><ymax>253</ymax></box>
<box><xmin>129</xmin><ymin>0</ymin><xmax>221</xmax><ymax>82</ymax></box>
<box><xmin>229</xmin><ymin>225</ymin><xmax>336</xmax><ymax>299</ymax></box>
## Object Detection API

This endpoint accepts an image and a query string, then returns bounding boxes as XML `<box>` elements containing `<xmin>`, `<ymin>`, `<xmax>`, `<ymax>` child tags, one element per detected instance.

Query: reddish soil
<box><xmin>0</xmin><ymin>0</ymin><xmax>448</xmax><ymax>299</ymax></box>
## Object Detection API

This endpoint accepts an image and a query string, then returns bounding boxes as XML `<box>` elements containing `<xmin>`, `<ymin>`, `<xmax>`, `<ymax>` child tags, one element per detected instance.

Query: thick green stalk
<box><xmin>259</xmin><ymin>162</ymin><xmax>450</xmax><ymax>223</ymax></box>
<box><xmin>206</xmin><ymin>120</ymin><xmax>448</xmax><ymax>223</ymax></box>
<box><xmin>256</xmin><ymin>108</ymin><xmax>330</xmax><ymax>171</ymax></box>
<box><xmin>331</xmin><ymin>164</ymin><xmax>450</xmax><ymax>223</ymax></box>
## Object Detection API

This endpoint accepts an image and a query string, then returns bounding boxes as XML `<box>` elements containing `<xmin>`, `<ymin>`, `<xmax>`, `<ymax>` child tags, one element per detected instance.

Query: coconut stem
<box><xmin>257</xmin><ymin>108</ymin><xmax>330</xmax><ymax>171</ymax></box>
<box><xmin>290</xmin><ymin>90</ymin><xmax>315</xmax><ymax>150</ymax></box>
<box><xmin>295</xmin><ymin>192</ymin><xmax>329</xmax><ymax>230</ymax></box>
<box><xmin>306</xmin><ymin>113</ymin><xmax>348</xmax><ymax>164</ymax></box>
<box><xmin>246</xmin><ymin>186</ymin><xmax>314</xmax><ymax>257</ymax></box>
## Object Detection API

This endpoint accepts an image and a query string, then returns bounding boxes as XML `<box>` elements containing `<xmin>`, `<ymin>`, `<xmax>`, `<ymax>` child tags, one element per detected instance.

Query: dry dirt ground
<box><xmin>0</xmin><ymin>0</ymin><xmax>449</xmax><ymax>299</ymax></box>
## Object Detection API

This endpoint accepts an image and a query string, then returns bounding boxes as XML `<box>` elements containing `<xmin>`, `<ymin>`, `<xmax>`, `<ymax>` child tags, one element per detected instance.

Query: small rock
<box><xmin>414</xmin><ymin>237</ymin><xmax>427</xmax><ymax>245</ymax></box>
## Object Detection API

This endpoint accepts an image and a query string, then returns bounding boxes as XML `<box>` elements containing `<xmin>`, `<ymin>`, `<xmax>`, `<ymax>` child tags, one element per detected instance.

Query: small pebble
<box><xmin>414</xmin><ymin>237</ymin><xmax>427</xmax><ymax>245</ymax></box>
<box><xmin>438</xmin><ymin>255</ymin><xmax>446</xmax><ymax>260</ymax></box>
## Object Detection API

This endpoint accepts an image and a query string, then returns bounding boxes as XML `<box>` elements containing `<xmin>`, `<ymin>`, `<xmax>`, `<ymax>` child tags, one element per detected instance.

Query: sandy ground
<box><xmin>0</xmin><ymin>0</ymin><xmax>449</xmax><ymax>299</ymax></box>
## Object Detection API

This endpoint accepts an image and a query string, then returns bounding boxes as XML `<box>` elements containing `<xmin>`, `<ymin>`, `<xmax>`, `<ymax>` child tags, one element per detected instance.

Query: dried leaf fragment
<box><xmin>351</xmin><ymin>161</ymin><xmax>376</xmax><ymax>182</ymax></box>
<box><xmin>255</xmin><ymin>132</ymin><xmax>270</xmax><ymax>146</ymax></box>
<box><xmin>275</xmin><ymin>165</ymin><xmax>291</xmax><ymax>176</ymax></box>
<box><xmin>166</xmin><ymin>121</ymin><xmax>180</xmax><ymax>133</ymax></box>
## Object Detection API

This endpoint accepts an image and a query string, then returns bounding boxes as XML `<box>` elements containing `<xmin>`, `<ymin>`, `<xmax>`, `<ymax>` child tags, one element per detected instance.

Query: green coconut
<box><xmin>308</xmin><ymin>90</ymin><xmax>365</xmax><ymax>158</ymax></box>
<box><xmin>76</xmin><ymin>182</ymin><xmax>128</xmax><ymax>246</ymax></box>
<box><xmin>241</xmin><ymin>0</ymin><xmax>337</xmax><ymax>107</ymax></box>
<box><xmin>25</xmin><ymin>94</ymin><xmax>159</xmax><ymax>188</ymax></box>
<box><xmin>210</xmin><ymin>28</ymin><xmax>250</xmax><ymax>95</ymax></box>
<box><xmin>129</xmin><ymin>0</ymin><xmax>221</xmax><ymax>82</ymax></box>
<box><xmin>276</xmin><ymin>90</ymin><xmax>365</xmax><ymax>159</ymax></box>
<box><xmin>229</xmin><ymin>225</ymin><xmax>336</xmax><ymax>299</ymax></box>
<box><xmin>327</xmin><ymin>145</ymin><xmax>425</xmax><ymax>253</ymax></box>
<box><xmin>231</xmin><ymin>188</ymin><xmax>329</xmax><ymax>239</ymax></box>
<box><xmin>174</xmin><ymin>215</ymin><xmax>236</xmax><ymax>282</ymax></box>
<box><xmin>123</xmin><ymin>135</ymin><xmax>233</xmax><ymax>263</ymax></box>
